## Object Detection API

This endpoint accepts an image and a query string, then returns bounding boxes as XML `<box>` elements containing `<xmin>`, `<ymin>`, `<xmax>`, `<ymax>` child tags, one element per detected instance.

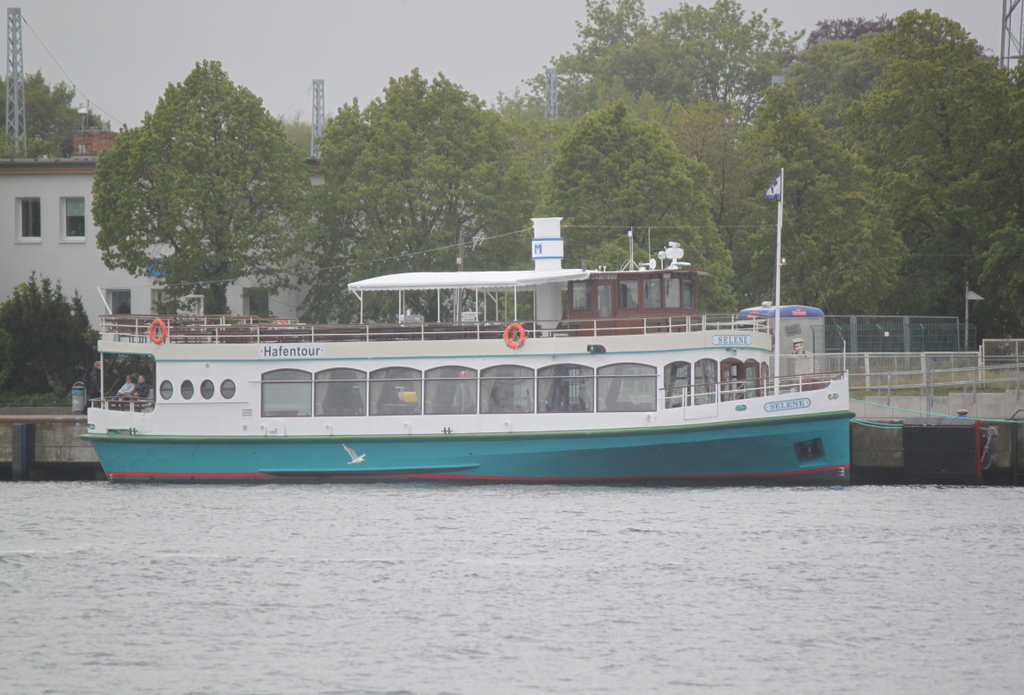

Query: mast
<box><xmin>771</xmin><ymin>169</ymin><xmax>784</xmax><ymax>394</ymax></box>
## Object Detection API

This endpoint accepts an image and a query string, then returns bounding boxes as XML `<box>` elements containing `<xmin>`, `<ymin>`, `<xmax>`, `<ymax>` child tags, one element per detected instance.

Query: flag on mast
<box><xmin>765</xmin><ymin>176</ymin><xmax>781</xmax><ymax>200</ymax></box>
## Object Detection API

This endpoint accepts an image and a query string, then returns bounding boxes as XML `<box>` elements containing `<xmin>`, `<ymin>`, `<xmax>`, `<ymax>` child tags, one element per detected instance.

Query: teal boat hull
<box><xmin>85</xmin><ymin>411</ymin><xmax>853</xmax><ymax>485</ymax></box>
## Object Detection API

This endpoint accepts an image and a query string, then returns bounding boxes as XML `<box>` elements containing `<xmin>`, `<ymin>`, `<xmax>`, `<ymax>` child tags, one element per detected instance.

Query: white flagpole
<box><xmin>773</xmin><ymin>168</ymin><xmax>784</xmax><ymax>395</ymax></box>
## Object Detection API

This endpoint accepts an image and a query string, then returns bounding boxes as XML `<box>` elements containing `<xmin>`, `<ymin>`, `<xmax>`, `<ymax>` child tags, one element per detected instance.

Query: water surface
<box><xmin>2</xmin><ymin>484</ymin><xmax>1022</xmax><ymax>694</ymax></box>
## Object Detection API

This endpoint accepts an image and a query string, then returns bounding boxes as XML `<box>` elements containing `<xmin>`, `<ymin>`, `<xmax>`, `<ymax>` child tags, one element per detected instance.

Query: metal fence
<box><xmin>813</xmin><ymin>316</ymin><xmax>974</xmax><ymax>353</ymax></box>
<box><xmin>782</xmin><ymin>352</ymin><xmax>1024</xmax><ymax>401</ymax></box>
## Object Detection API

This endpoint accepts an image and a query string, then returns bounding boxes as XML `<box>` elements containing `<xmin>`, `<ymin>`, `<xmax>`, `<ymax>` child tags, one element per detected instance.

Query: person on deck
<box><xmin>87</xmin><ymin>361</ymin><xmax>102</xmax><ymax>401</ymax></box>
<box><xmin>134</xmin><ymin>374</ymin><xmax>151</xmax><ymax>400</ymax></box>
<box><xmin>116</xmin><ymin>375</ymin><xmax>136</xmax><ymax>399</ymax></box>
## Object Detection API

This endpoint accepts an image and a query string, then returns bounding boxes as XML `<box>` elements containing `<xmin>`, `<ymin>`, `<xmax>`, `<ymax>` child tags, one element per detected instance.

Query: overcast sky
<box><xmin>10</xmin><ymin>1</ymin><xmax>1007</xmax><ymax>128</ymax></box>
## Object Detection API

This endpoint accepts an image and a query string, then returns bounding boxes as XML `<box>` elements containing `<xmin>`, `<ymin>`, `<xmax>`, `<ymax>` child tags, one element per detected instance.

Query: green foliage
<box><xmin>280</xmin><ymin>112</ymin><xmax>312</xmax><ymax>156</ymax></box>
<box><xmin>537</xmin><ymin>0</ymin><xmax>800</xmax><ymax>121</ymax></box>
<box><xmin>788</xmin><ymin>33</ymin><xmax>888</xmax><ymax>135</ymax></box>
<box><xmin>301</xmin><ymin>70</ymin><xmax>538</xmax><ymax>323</ymax></box>
<box><xmin>540</xmin><ymin>102</ymin><xmax>735</xmax><ymax>310</ymax></box>
<box><xmin>92</xmin><ymin>60</ymin><xmax>310</xmax><ymax>315</ymax></box>
<box><xmin>843</xmin><ymin>11</ymin><xmax>1012</xmax><ymax>329</ymax></box>
<box><xmin>0</xmin><ymin>275</ymin><xmax>97</xmax><ymax>396</ymax></box>
<box><xmin>739</xmin><ymin>86</ymin><xmax>906</xmax><ymax>313</ymax></box>
<box><xmin>0</xmin><ymin>71</ymin><xmax>104</xmax><ymax>157</ymax></box>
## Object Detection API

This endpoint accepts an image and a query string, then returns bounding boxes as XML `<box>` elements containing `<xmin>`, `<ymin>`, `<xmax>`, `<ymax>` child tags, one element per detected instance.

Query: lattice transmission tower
<box><xmin>544</xmin><ymin>67</ymin><xmax>558</xmax><ymax>119</ymax></box>
<box><xmin>310</xmin><ymin>79</ymin><xmax>324</xmax><ymax>158</ymax></box>
<box><xmin>6</xmin><ymin>7</ymin><xmax>26</xmax><ymax>155</ymax></box>
<box><xmin>1002</xmin><ymin>0</ymin><xmax>1023</xmax><ymax>67</ymax></box>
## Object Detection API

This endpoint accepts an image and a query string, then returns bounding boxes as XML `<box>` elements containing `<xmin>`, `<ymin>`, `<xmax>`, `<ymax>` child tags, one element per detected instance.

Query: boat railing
<box><xmin>90</xmin><ymin>395</ymin><xmax>155</xmax><ymax>413</ymax></box>
<box><xmin>98</xmin><ymin>313</ymin><xmax>772</xmax><ymax>345</ymax></box>
<box><xmin>663</xmin><ymin>371</ymin><xmax>846</xmax><ymax>405</ymax></box>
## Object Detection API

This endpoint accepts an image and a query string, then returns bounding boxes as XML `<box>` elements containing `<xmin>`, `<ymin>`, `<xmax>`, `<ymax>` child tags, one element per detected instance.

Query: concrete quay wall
<box><xmin>0</xmin><ymin>412</ymin><xmax>102</xmax><ymax>481</ymax></box>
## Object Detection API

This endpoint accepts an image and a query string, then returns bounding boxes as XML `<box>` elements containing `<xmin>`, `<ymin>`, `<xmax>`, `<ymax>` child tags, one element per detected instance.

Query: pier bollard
<box><xmin>11</xmin><ymin>423</ymin><xmax>36</xmax><ymax>482</ymax></box>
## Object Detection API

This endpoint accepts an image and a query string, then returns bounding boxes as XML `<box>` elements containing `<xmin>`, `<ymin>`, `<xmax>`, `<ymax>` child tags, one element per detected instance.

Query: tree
<box><xmin>843</xmin><ymin>11</ymin><xmax>1012</xmax><ymax>328</ymax></box>
<box><xmin>92</xmin><ymin>61</ymin><xmax>310</xmax><ymax>314</ymax></box>
<box><xmin>666</xmin><ymin>101</ymin><xmax>759</xmax><ymax>250</ymax></box>
<box><xmin>0</xmin><ymin>274</ymin><xmax>96</xmax><ymax>395</ymax></box>
<box><xmin>737</xmin><ymin>86</ymin><xmax>905</xmax><ymax>313</ymax></box>
<box><xmin>805</xmin><ymin>16</ymin><xmax>893</xmax><ymax>46</ymax></box>
<box><xmin>539</xmin><ymin>102</ymin><xmax>735</xmax><ymax>310</ymax></box>
<box><xmin>301</xmin><ymin>71</ymin><xmax>537</xmax><ymax>323</ymax></box>
<box><xmin>979</xmin><ymin>65</ymin><xmax>1024</xmax><ymax>336</ymax></box>
<box><xmin>280</xmin><ymin>112</ymin><xmax>312</xmax><ymax>156</ymax></box>
<box><xmin>0</xmin><ymin>71</ymin><xmax>104</xmax><ymax>157</ymax></box>
<box><xmin>788</xmin><ymin>33</ymin><xmax>888</xmax><ymax>134</ymax></box>
<box><xmin>535</xmin><ymin>0</ymin><xmax>800</xmax><ymax>121</ymax></box>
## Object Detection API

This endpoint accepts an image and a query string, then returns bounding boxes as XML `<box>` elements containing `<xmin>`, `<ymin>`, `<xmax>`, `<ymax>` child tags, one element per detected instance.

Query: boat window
<box><xmin>424</xmin><ymin>366</ymin><xmax>477</xmax><ymax>415</ymax></box>
<box><xmin>159</xmin><ymin>380</ymin><xmax>173</xmax><ymax>400</ymax></box>
<box><xmin>682</xmin><ymin>278</ymin><xmax>695</xmax><ymax>309</ymax></box>
<box><xmin>742</xmin><ymin>360</ymin><xmax>762</xmax><ymax>398</ymax></box>
<box><xmin>762</xmin><ymin>361</ymin><xmax>770</xmax><ymax>381</ymax></box>
<box><xmin>597</xmin><ymin>363</ymin><xmax>656</xmax><ymax>412</ymax></box>
<box><xmin>643</xmin><ymin>278</ymin><xmax>662</xmax><ymax>310</ymax></box>
<box><xmin>220</xmin><ymin>379</ymin><xmax>236</xmax><ymax>399</ymax></box>
<box><xmin>369</xmin><ymin>367</ymin><xmax>421</xmax><ymax>416</ymax></box>
<box><xmin>597</xmin><ymin>284</ymin><xmax>612</xmax><ymax>317</ymax></box>
<box><xmin>694</xmin><ymin>358</ymin><xmax>717</xmax><ymax>405</ymax></box>
<box><xmin>720</xmin><ymin>359</ymin><xmax>742</xmax><ymax>401</ymax></box>
<box><xmin>315</xmin><ymin>368</ymin><xmax>366</xmax><ymax>417</ymax></box>
<box><xmin>664</xmin><ymin>361</ymin><xmax>690</xmax><ymax>408</ymax></box>
<box><xmin>618</xmin><ymin>280</ymin><xmax>638</xmax><ymax>310</ymax></box>
<box><xmin>571</xmin><ymin>282</ymin><xmax>590</xmax><ymax>311</ymax></box>
<box><xmin>665</xmin><ymin>277</ymin><xmax>681</xmax><ymax>308</ymax></box>
<box><xmin>262</xmin><ymin>369</ymin><xmax>312</xmax><ymax>417</ymax></box>
<box><xmin>538</xmin><ymin>364</ymin><xmax>594</xmax><ymax>413</ymax></box>
<box><xmin>480</xmin><ymin>365</ymin><xmax>534</xmax><ymax>414</ymax></box>
<box><xmin>200</xmin><ymin>379</ymin><xmax>215</xmax><ymax>400</ymax></box>
<box><xmin>181</xmin><ymin>380</ymin><xmax>194</xmax><ymax>400</ymax></box>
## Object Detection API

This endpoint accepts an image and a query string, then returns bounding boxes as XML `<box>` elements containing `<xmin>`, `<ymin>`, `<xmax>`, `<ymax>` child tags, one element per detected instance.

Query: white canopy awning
<box><xmin>347</xmin><ymin>269</ymin><xmax>591</xmax><ymax>293</ymax></box>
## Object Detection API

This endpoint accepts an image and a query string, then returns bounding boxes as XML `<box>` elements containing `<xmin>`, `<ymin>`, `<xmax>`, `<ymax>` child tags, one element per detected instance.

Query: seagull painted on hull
<box><xmin>343</xmin><ymin>444</ymin><xmax>366</xmax><ymax>465</ymax></box>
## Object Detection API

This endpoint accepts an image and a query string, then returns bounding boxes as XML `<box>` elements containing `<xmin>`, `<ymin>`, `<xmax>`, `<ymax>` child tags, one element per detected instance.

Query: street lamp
<box><xmin>965</xmin><ymin>282</ymin><xmax>983</xmax><ymax>351</ymax></box>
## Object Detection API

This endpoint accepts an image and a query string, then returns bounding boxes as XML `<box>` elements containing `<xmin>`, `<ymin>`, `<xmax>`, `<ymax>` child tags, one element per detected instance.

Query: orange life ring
<box><xmin>504</xmin><ymin>322</ymin><xmax>527</xmax><ymax>349</ymax></box>
<box><xmin>272</xmin><ymin>320</ymin><xmax>289</xmax><ymax>325</ymax></box>
<box><xmin>149</xmin><ymin>318</ymin><xmax>168</xmax><ymax>345</ymax></box>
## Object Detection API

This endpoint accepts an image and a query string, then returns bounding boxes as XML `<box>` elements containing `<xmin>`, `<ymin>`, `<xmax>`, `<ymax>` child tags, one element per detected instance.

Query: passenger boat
<box><xmin>84</xmin><ymin>218</ymin><xmax>853</xmax><ymax>484</ymax></box>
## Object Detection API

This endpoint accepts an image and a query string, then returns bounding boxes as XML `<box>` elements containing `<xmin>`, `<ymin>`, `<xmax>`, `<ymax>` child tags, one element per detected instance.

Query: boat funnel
<box><xmin>531</xmin><ymin>217</ymin><xmax>563</xmax><ymax>272</ymax></box>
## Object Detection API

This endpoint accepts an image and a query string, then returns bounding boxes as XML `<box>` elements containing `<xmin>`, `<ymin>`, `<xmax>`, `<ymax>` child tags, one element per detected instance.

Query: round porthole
<box><xmin>220</xmin><ymin>379</ymin><xmax>236</xmax><ymax>399</ymax></box>
<box><xmin>181</xmin><ymin>380</ymin><xmax>194</xmax><ymax>400</ymax></box>
<box><xmin>159</xmin><ymin>380</ymin><xmax>174</xmax><ymax>400</ymax></box>
<box><xmin>200</xmin><ymin>379</ymin><xmax>215</xmax><ymax>400</ymax></box>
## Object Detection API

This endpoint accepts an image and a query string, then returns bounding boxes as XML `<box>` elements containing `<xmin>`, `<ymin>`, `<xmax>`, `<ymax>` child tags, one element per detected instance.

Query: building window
<box><xmin>62</xmin><ymin>197</ymin><xmax>86</xmax><ymax>239</ymax></box>
<box><xmin>108</xmin><ymin>290</ymin><xmax>131</xmax><ymax>314</ymax></box>
<box><xmin>17</xmin><ymin>198</ymin><xmax>41</xmax><ymax>239</ymax></box>
<box><xmin>243</xmin><ymin>288</ymin><xmax>270</xmax><ymax>317</ymax></box>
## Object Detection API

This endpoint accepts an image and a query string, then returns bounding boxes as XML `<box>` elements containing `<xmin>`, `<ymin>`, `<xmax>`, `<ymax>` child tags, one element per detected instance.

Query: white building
<box><xmin>1</xmin><ymin>156</ymin><xmax>304</xmax><ymax>324</ymax></box>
